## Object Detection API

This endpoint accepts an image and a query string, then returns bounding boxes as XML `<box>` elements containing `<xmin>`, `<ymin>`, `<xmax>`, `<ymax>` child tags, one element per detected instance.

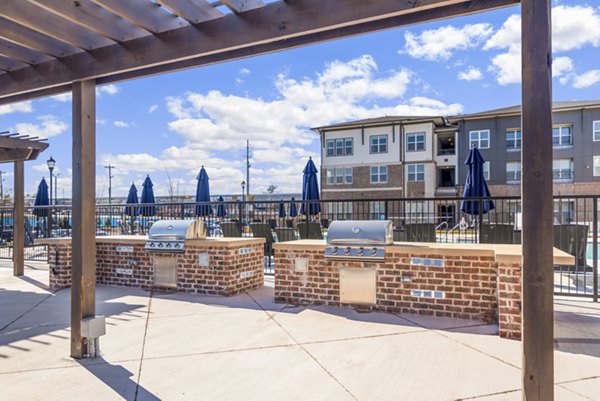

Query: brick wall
<box><xmin>48</xmin><ymin>240</ymin><xmax>264</xmax><ymax>296</ymax></box>
<box><xmin>275</xmin><ymin>248</ymin><xmax>523</xmax><ymax>338</ymax></box>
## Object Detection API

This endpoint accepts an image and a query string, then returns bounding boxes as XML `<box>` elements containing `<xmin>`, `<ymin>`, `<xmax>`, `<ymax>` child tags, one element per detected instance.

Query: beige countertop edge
<box><xmin>36</xmin><ymin>236</ymin><xmax>265</xmax><ymax>247</ymax></box>
<box><xmin>273</xmin><ymin>241</ymin><xmax>575</xmax><ymax>265</ymax></box>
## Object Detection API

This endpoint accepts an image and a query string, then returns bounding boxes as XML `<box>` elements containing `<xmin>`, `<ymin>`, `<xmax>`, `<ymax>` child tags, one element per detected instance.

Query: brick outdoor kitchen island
<box><xmin>38</xmin><ymin>236</ymin><xmax>265</xmax><ymax>296</ymax></box>
<box><xmin>273</xmin><ymin>240</ymin><xmax>574</xmax><ymax>339</ymax></box>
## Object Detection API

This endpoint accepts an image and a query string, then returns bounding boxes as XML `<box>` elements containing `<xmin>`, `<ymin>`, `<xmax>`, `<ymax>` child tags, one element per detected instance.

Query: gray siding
<box><xmin>457</xmin><ymin>109</ymin><xmax>600</xmax><ymax>185</ymax></box>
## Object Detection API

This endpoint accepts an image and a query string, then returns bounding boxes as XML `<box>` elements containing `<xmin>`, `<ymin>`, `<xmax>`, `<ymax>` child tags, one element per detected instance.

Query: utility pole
<box><xmin>246</xmin><ymin>139</ymin><xmax>250</xmax><ymax>199</ymax></box>
<box><xmin>0</xmin><ymin>170</ymin><xmax>5</xmax><ymax>205</ymax></box>
<box><xmin>104</xmin><ymin>165</ymin><xmax>115</xmax><ymax>204</ymax></box>
<box><xmin>54</xmin><ymin>173</ymin><xmax>60</xmax><ymax>205</ymax></box>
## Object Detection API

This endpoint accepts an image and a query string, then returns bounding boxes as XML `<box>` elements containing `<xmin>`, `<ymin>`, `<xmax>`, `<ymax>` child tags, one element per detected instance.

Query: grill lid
<box><xmin>147</xmin><ymin>219</ymin><xmax>207</xmax><ymax>241</ymax></box>
<box><xmin>326</xmin><ymin>220</ymin><xmax>393</xmax><ymax>245</ymax></box>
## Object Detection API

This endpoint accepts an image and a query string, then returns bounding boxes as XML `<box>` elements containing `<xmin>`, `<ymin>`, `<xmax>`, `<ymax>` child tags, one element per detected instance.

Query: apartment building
<box><xmin>452</xmin><ymin>100</ymin><xmax>600</xmax><ymax>222</ymax></box>
<box><xmin>312</xmin><ymin>116</ymin><xmax>458</xmax><ymax>221</ymax></box>
<box><xmin>313</xmin><ymin>100</ymin><xmax>600</xmax><ymax>224</ymax></box>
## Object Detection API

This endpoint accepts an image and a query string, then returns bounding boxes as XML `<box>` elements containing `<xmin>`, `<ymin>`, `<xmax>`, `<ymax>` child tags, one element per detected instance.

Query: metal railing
<box><xmin>2</xmin><ymin>195</ymin><xmax>598</xmax><ymax>300</ymax></box>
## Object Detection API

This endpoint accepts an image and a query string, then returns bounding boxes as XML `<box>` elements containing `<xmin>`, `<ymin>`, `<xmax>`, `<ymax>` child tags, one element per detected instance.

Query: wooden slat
<box><xmin>32</xmin><ymin>0</ymin><xmax>151</xmax><ymax>42</ymax></box>
<box><xmin>0</xmin><ymin>54</ymin><xmax>28</xmax><ymax>71</ymax></box>
<box><xmin>0</xmin><ymin>135</ymin><xmax>50</xmax><ymax>151</ymax></box>
<box><xmin>0</xmin><ymin>16</ymin><xmax>81</xmax><ymax>58</ymax></box>
<box><xmin>0</xmin><ymin>1</ymin><xmax>114</xmax><ymax>50</ymax></box>
<box><xmin>92</xmin><ymin>0</ymin><xmax>188</xmax><ymax>33</ymax></box>
<box><xmin>0</xmin><ymin>0</ymin><xmax>520</xmax><ymax>102</ymax></box>
<box><xmin>220</xmin><ymin>0</ymin><xmax>264</xmax><ymax>13</ymax></box>
<box><xmin>70</xmin><ymin>80</ymin><xmax>96</xmax><ymax>359</ymax></box>
<box><xmin>13</xmin><ymin>161</ymin><xmax>24</xmax><ymax>277</ymax></box>
<box><xmin>156</xmin><ymin>0</ymin><xmax>224</xmax><ymax>24</ymax></box>
<box><xmin>521</xmin><ymin>0</ymin><xmax>554</xmax><ymax>399</ymax></box>
<box><xmin>0</xmin><ymin>37</ymin><xmax>53</xmax><ymax>65</ymax></box>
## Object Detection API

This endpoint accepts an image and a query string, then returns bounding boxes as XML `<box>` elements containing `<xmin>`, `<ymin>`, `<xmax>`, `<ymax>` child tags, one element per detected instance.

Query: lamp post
<box><xmin>46</xmin><ymin>157</ymin><xmax>55</xmax><ymax>206</ymax></box>
<box><xmin>54</xmin><ymin>173</ymin><xmax>60</xmax><ymax>205</ymax></box>
<box><xmin>241</xmin><ymin>181</ymin><xmax>246</xmax><ymax>203</ymax></box>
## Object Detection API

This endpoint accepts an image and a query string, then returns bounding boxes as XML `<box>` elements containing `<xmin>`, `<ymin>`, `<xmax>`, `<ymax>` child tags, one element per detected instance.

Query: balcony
<box><xmin>437</xmin><ymin>148</ymin><xmax>455</xmax><ymax>156</ymax></box>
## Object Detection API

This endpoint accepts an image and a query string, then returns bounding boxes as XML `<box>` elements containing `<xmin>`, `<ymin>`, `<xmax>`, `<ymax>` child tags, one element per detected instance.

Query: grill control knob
<box><xmin>332</xmin><ymin>247</ymin><xmax>338</xmax><ymax>255</ymax></box>
<box><xmin>344</xmin><ymin>247</ymin><xmax>351</xmax><ymax>255</ymax></box>
<box><xmin>371</xmin><ymin>248</ymin><xmax>378</xmax><ymax>256</ymax></box>
<box><xmin>358</xmin><ymin>247</ymin><xmax>364</xmax><ymax>256</ymax></box>
<box><xmin>175</xmin><ymin>243</ymin><xmax>181</xmax><ymax>248</ymax></box>
<box><xmin>158</xmin><ymin>242</ymin><xmax>163</xmax><ymax>248</ymax></box>
<box><xmin>166</xmin><ymin>243</ymin><xmax>171</xmax><ymax>248</ymax></box>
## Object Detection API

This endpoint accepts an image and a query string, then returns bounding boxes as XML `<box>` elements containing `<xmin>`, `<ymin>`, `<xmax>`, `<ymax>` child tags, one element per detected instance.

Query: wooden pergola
<box><xmin>0</xmin><ymin>133</ymin><xmax>49</xmax><ymax>275</ymax></box>
<box><xmin>0</xmin><ymin>1</ymin><xmax>553</xmax><ymax>399</ymax></box>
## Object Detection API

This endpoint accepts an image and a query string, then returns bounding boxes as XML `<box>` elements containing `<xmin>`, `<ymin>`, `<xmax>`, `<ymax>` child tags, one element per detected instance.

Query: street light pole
<box><xmin>104</xmin><ymin>165</ymin><xmax>115</xmax><ymax>204</ymax></box>
<box><xmin>46</xmin><ymin>157</ymin><xmax>55</xmax><ymax>205</ymax></box>
<box><xmin>54</xmin><ymin>173</ymin><xmax>60</xmax><ymax>205</ymax></box>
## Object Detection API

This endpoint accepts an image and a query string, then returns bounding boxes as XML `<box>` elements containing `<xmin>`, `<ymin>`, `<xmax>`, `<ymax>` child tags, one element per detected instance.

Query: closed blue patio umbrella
<box><xmin>139</xmin><ymin>175</ymin><xmax>156</xmax><ymax>216</ymax></box>
<box><xmin>278</xmin><ymin>201</ymin><xmax>286</xmax><ymax>218</ymax></box>
<box><xmin>216</xmin><ymin>196</ymin><xmax>227</xmax><ymax>218</ymax></box>
<box><xmin>33</xmin><ymin>178</ymin><xmax>49</xmax><ymax>217</ymax></box>
<box><xmin>300</xmin><ymin>157</ymin><xmax>321</xmax><ymax>215</ymax></box>
<box><xmin>461</xmin><ymin>146</ymin><xmax>495</xmax><ymax>215</ymax></box>
<box><xmin>289</xmin><ymin>197</ymin><xmax>298</xmax><ymax>218</ymax></box>
<box><xmin>195</xmin><ymin>166</ymin><xmax>212</xmax><ymax>216</ymax></box>
<box><xmin>124</xmin><ymin>183</ymin><xmax>139</xmax><ymax>217</ymax></box>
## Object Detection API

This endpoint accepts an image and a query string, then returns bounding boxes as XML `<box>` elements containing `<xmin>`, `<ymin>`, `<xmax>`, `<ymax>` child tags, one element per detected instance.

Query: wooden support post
<box><xmin>71</xmin><ymin>80</ymin><xmax>96</xmax><ymax>359</ymax></box>
<box><xmin>13</xmin><ymin>160</ymin><xmax>24</xmax><ymax>276</ymax></box>
<box><xmin>521</xmin><ymin>0</ymin><xmax>553</xmax><ymax>399</ymax></box>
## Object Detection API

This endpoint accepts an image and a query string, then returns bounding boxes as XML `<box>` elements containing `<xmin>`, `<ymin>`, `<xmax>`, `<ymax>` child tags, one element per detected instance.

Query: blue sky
<box><xmin>0</xmin><ymin>0</ymin><xmax>599</xmax><ymax>199</ymax></box>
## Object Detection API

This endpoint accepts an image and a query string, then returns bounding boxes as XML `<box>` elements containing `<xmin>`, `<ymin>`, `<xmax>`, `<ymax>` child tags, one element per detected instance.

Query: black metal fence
<box><xmin>1</xmin><ymin>195</ymin><xmax>598</xmax><ymax>300</ymax></box>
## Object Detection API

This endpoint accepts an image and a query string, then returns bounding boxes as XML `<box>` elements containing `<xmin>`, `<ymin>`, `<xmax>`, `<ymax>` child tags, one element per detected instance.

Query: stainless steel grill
<box><xmin>324</xmin><ymin>220</ymin><xmax>393</xmax><ymax>261</ymax></box>
<box><xmin>145</xmin><ymin>219</ymin><xmax>207</xmax><ymax>253</ymax></box>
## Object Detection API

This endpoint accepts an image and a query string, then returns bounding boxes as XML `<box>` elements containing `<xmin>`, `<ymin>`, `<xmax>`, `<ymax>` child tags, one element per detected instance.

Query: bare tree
<box><xmin>266</xmin><ymin>184</ymin><xmax>277</xmax><ymax>194</ymax></box>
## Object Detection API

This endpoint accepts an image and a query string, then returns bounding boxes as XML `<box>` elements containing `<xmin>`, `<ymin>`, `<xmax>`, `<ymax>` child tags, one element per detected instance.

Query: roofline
<box><xmin>448</xmin><ymin>101</ymin><xmax>600</xmax><ymax>122</ymax></box>
<box><xmin>311</xmin><ymin>116</ymin><xmax>447</xmax><ymax>133</ymax></box>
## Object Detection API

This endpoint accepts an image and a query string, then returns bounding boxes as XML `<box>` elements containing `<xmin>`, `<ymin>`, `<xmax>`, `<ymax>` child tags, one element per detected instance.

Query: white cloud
<box><xmin>113</xmin><ymin>120</ymin><xmax>130</xmax><ymax>128</ymax></box>
<box><xmin>32</xmin><ymin>163</ymin><xmax>62</xmax><ymax>174</ymax></box>
<box><xmin>552</xmin><ymin>56</ymin><xmax>574</xmax><ymax>78</ymax></box>
<box><xmin>485</xmin><ymin>6</ymin><xmax>600</xmax><ymax>85</ymax></box>
<box><xmin>148</xmin><ymin>104</ymin><xmax>159</xmax><ymax>113</ymax></box>
<box><xmin>240</xmin><ymin>68</ymin><xmax>251</xmax><ymax>75</ymax></box>
<box><xmin>96</xmin><ymin>117</ymin><xmax>108</xmax><ymax>125</ymax></box>
<box><xmin>14</xmin><ymin>115</ymin><xmax>68</xmax><ymax>138</ymax></box>
<box><xmin>488</xmin><ymin>46</ymin><xmax>521</xmax><ymax>85</ymax></box>
<box><xmin>458</xmin><ymin>67</ymin><xmax>483</xmax><ymax>81</ymax></box>
<box><xmin>403</xmin><ymin>23</ymin><xmax>493</xmax><ymax>61</ymax></box>
<box><xmin>97</xmin><ymin>84</ymin><xmax>119</xmax><ymax>96</ymax></box>
<box><xmin>572</xmin><ymin>70</ymin><xmax>600</xmax><ymax>89</ymax></box>
<box><xmin>0</xmin><ymin>101</ymin><xmax>33</xmax><ymax>115</ymax></box>
<box><xmin>106</xmin><ymin>55</ymin><xmax>463</xmax><ymax>194</ymax></box>
<box><xmin>51</xmin><ymin>93</ymin><xmax>72</xmax><ymax>103</ymax></box>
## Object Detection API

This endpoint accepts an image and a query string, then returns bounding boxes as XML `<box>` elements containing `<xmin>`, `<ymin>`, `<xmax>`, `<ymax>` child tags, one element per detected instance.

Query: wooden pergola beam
<box><xmin>0</xmin><ymin>0</ymin><xmax>519</xmax><ymax>103</ymax></box>
<box><xmin>32</xmin><ymin>0</ymin><xmax>151</xmax><ymax>43</ymax></box>
<box><xmin>91</xmin><ymin>0</ymin><xmax>187</xmax><ymax>34</ymax></box>
<box><xmin>156</xmin><ymin>0</ymin><xmax>224</xmax><ymax>24</ymax></box>
<box><xmin>0</xmin><ymin>36</ymin><xmax>53</xmax><ymax>65</ymax></box>
<box><xmin>521</xmin><ymin>0</ymin><xmax>553</xmax><ymax>399</ymax></box>
<box><xmin>13</xmin><ymin>161</ymin><xmax>24</xmax><ymax>277</ymax></box>
<box><xmin>220</xmin><ymin>0</ymin><xmax>264</xmax><ymax>13</ymax></box>
<box><xmin>70</xmin><ymin>80</ymin><xmax>96</xmax><ymax>359</ymax></box>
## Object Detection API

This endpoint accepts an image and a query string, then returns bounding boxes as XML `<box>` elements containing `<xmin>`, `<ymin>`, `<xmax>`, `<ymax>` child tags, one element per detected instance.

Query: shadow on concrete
<box><xmin>555</xmin><ymin>309</ymin><xmax>600</xmax><ymax>358</ymax></box>
<box><xmin>81</xmin><ymin>358</ymin><xmax>161</xmax><ymax>401</ymax></box>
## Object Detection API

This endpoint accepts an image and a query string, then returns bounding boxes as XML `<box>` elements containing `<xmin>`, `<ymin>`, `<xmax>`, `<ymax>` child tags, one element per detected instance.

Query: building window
<box><xmin>327</xmin><ymin>167</ymin><xmax>352</xmax><ymax>185</ymax></box>
<box><xmin>370</xmin><ymin>135</ymin><xmax>388</xmax><ymax>154</ymax></box>
<box><xmin>407</xmin><ymin>164</ymin><xmax>425</xmax><ymax>182</ymax></box>
<box><xmin>483</xmin><ymin>161</ymin><xmax>490</xmax><ymax>181</ymax></box>
<box><xmin>594</xmin><ymin>121</ymin><xmax>600</xmax><ymax>141</ymax></box>
<box><xmin>594</xmin><ymin>156</ymin><xmax>600</xmax><ymax>177</ymax></box>
<box><xmin>469</xmin><ymin>130</ymin><xmax>490</xmax><ymax>149</ymax></box>
<box><xmin>506</xmin><ymin>161</ymin><xmax>521</xmax><ymax>183</ymax></box>
<box><xmin>406</xmin><ymin>201</ymin><xmax>429</xmax><ymax>223</ymax></box>
<box><xmin>407</xmin><ymin>133</ymin><xmax>425</xmax><ymax>152</ymax></box>
<box><xmin>553</xmin><ymin>159</ymin><xmax>573</xmax><ymax>181</ymax></box>
<box><xmin>369</xmin><ymin>201</ymin><xmax>386</xmax><ymax>220</ymax></box>
<box><xmin>552</xmin><ymin>126</ymin><xmax>572</xmax><ymax>147</ymax></box>
<box><xmin>327</xmin><ymin>202</ymin><xmax>353</xmax><ymax>220</ymax></box>
<box><xmin>326</xmin><ymin>138</ymin><xmax>353</xmax><ymax>157</ymax></box>
<box><xmin>370</xmin><ymin>166</ymin><xmax>388</xmax><ymax>183</ymax></box>
<box><xmin>506</xmin><ymin>129</ymin><xmax>521</xmax><ymax>150</ymax></box>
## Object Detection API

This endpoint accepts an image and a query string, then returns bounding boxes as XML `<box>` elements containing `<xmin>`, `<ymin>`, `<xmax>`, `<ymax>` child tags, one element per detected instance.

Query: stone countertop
<box><xmin>273</xmin><ymin>239</ymin><xmax>575</xmax><ymax>265</ymax></box>
<box><xmin>36</xmin><ymin>235</ymin><xmax>265</xmax><ymax>247</ymax></box>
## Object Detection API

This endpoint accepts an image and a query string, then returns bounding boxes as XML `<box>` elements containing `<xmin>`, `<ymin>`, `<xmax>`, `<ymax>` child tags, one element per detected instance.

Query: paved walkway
<box><xmin>1</xmin><ymin>263</ymin><xmax>599</xmax><ymax>401</ymax></box>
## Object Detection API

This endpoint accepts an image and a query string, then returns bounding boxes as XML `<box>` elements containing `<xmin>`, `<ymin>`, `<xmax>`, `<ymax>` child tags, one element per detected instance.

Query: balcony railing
<box><xmin>437</xmin><ymin>148</ymin><xmax>455</xmax><ymax>156</ymax></box>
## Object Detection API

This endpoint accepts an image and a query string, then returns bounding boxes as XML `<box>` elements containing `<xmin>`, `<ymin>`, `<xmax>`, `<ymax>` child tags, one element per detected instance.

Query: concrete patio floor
<box><xmin>1</xmin><ymin>263</ymin><xmax>599</xmax><ymax>401</ymax></box>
